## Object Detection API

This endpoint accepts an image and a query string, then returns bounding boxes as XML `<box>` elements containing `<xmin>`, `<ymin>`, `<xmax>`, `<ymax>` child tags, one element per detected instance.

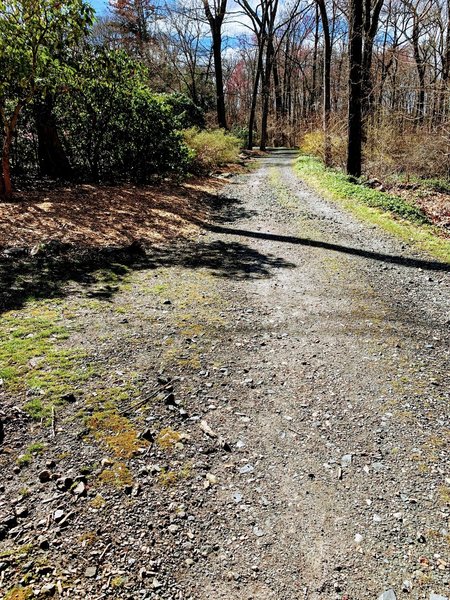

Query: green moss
<box><xmin>158</xmin><ymin>462</ymin><xmax>192</xmax><ymax>486</ymax></box>
<box><xmin>89</xmin><ymin>493</ymin><xmax>106</xmax><ymax>509</ymax></box>
<box><xmin>111</xmin><ymin>576</ymin><xmax>125</xmax><ymax>588</ymax></box>
<box><xmin>87</xmin><ymin>410</ymin><xmax>147</xmax><ymax>458</ymax></box>
<box><xmin>17</xmin><ymin>442</ymin><xmax>45</xmax><ymax>466</ymax></box>
<box><xmin>156</xmin><ymin>427</ymin><xmax>182</xmax><ymax>450</ymax></box>
<box><xmin>98</xmin><ymin>461</ymin><xmax>133</xmax><ymax>488</ymax></box>
<box><xmin>149</xmin><ymin>283</ymin><xmax>169</xmax><ymax>295</ymax></box>
<box><xmin>0</xmin><ymin>302</ymin><xmax>92</xmax><ymax>419</ymax></box>
<box><xmin>296</xmin><ymin>156</ymin><xmax>450</xmax><ymax>263</ymax></box>
<box><xmin>0</xmin><ymin>544</ymin><xmax>33</xmax><ymax>561</ymax></box>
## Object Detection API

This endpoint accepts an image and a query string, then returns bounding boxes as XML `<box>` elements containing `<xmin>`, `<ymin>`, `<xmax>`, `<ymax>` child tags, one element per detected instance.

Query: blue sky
<box><xmin>90</xmin><ymin>0</ymin><xmax>108</xmax><ymax>14</ymax></box>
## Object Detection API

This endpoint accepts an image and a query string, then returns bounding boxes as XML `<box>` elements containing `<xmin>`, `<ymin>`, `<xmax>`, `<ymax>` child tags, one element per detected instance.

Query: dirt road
<box><xmin>179</xmin><ymin>150</ymin><xmax>450</xmax><ymax>600</ymax></box>
<box><xmin>1</xmin><ymin>150</ymin><xmax>449</xmax><ymax>600</ymax></box>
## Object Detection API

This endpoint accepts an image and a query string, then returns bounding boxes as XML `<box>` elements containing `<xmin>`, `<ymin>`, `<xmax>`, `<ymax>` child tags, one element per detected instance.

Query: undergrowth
<box><xmin>184</xmin><ymin>127</ymin><xmax>241</xmax><ymax>173</ymax></box>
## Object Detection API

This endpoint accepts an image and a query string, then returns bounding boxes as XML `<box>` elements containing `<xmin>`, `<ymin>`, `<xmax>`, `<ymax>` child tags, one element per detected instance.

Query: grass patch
<box><xmin>0</xmin><ymin>301</ymin><xmax>92</xmax><ymax>419</ymax></box>
<box><xmin>16</xmin><ymin>442</ymin><xmax>45</xmax><ymax>467</ymax></box>
<box><xmin>296</xmin><ymin>156</ymin><xmax>450</xmax><ymax>263</ymax></box>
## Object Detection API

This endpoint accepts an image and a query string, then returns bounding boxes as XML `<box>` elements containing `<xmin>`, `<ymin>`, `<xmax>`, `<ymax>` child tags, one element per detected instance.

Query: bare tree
<box><xmin>347</xmin><ymin>0</ymin><xmax>364</xmax><ymax>176</ymax></box>
<box><xmin>202</xmin><ymin>0</ymin><xmax>228</xmax><ymax>128</ymax></box>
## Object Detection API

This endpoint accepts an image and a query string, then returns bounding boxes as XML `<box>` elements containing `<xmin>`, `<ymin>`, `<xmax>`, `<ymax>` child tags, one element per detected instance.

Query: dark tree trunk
<box><xmin>211</xmin><ymin>27</ymin><xmax>227</xmax><ymax>129</ymax></box>
<box><xmin>311</xmin><ymin>2</ymin><xmax>320</xmax><ymax>113</ymax></box>
<box><xmin>347</xmin><ymin>0</ymin><xmax>364</xmax><ymax>177</ymax></box>
<box><xmin>361</xmin><ymin>0</ymin><xmax>384</xmax><ymax>124</ymax></box>
<box><xmin>203</xmin><ymin>0</ymin><xmax>228</xmax><ymax>130</ymax></box>
<box><xmin>1</xmin><ymin>105</ymin><xmax>21</xmax><ymax>199</ymax></box>
<box><xmin>316</xmin><ymin>0</ymin><xmax>332</xmax><ymax>166</ymax></box>
<box><xmin>260</xmin><ymin>39</ymin><xmax>274</xmax><ymax>151</ymax></box>
<box><xmin>34</xmin><ymin>95</ymin><xmax>72</xmax><ymax>179</ymax></box>
<box><xmin>247</xmin><ymin>37</ymin><xmax>265</xmax><ymax>150</ymax></box>
<box><xmin>411</xmin><ymin>11</ymin><xmax>425</xmax><ymax>124</ymax></box>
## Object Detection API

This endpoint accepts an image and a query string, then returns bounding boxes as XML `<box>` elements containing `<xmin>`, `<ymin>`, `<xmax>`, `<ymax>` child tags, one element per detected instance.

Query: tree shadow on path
<box><xmin>203</xmin><ymin>223</ymin><xmax>450</xmax><ymax>273</ymax></box>
<box><xmin>0</xmin><ymin>238</ymin><xmax>296</xmax><ymax>314</ymax></box>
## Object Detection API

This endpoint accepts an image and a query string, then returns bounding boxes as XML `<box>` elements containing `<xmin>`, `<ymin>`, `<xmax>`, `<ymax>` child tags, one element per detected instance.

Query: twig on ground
<box><xmin>41</xmin><ymin>493</ymin><xmax>66</xmax><ymax>504</ymax></box>
<box><xmin>99</xmin><ymin>542</ymin><xmax>112</xmax><ymax>562</ymax></box>
<box><xmin>51</xmin><ymin>405</ymin><xmax>56</xmax><ymax>437</ymax></box>
<box><xmin>120</xmin><ymin>382</ymin><xmax>174</xmax><ymax>415</ymax></box>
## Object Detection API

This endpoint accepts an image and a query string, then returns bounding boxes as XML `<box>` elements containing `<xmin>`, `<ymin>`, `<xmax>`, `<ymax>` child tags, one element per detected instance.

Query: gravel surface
<box><xmin>1</xmin><ymin>150</ymin><xmax>449</xmax><ymax>600</ymax></box>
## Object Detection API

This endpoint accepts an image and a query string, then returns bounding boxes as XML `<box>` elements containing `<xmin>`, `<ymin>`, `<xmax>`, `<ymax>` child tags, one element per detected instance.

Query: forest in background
<box><xmin>1</xmin><ymin>0</ymin><xmax>450</xmax><ymax>200</ymax></box>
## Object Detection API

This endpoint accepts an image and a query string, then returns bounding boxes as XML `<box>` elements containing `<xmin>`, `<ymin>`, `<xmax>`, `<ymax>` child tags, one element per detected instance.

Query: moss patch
<box><xmin>4</xmin><ymin>588</ymin><xmax>33</xmax><ymax>600</ymax></box>
<box><xmin>98</xmin><ymin>461</ymin><xmax>133</xmax><ymax>488</ymax></box>
<box><xmin>156</xmin><ymin>427</ymin><xmax>182</xmax><ymax>450</ymax></box>
<box><xmin>0</xmin><ymin>301</ymin><xmax>92</xmax><ymax>419</ymax></box>
<box><xmin>87</xmin><ymin>411</ymin><xmax>146</xmax><ymax>459</ymax></box>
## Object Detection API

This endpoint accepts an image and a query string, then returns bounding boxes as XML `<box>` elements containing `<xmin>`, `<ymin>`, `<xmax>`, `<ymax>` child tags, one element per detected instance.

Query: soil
<box><xmin>0</xmin><ymin>150</ymin><xmax>449</xmax><ymax>600</ymax></box>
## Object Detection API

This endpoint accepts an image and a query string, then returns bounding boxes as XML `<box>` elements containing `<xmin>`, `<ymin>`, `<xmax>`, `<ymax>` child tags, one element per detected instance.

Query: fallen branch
<box><xmin>120</xmin><ymin>382</ymin><xmax>174</xmax><ymax>415</ymax></box>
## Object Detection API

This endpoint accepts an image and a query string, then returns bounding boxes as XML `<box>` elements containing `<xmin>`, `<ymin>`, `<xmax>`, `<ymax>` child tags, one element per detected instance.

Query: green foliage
<box><xmin>183</xmin><ymin>127</ymin><xmax>241</xmax><ymax>173</ymax></box>
<box><xmin>0</xmin><ymin>0</ymin><xmax>94</xmax><ymax>193</ymax></box>
<box><xmin>297</xmin><ymin>155</ymin><xmax>428</xmax><ymax>223</ymax></box>
<box><xmin>161</xmin><ymin>92</ymin><xmax>205</xmax><ymax>129</ymax></box>
<box><xmin>230</xmin><ymin>125</ymin><xmax>249</xmax><ymax>145</ymax></box>
<box><xmin>296</xmin><ymin>155</ymin><xmax>450</xmax><ymax>263</ymax></box>
<box><xmin>54</xmin><ymin>47</ymin><xmax>190</xmax><ymax>181</ymax></box>
<box><xmin>0</xmin><ymin>0</ymin><xmax>93</xmax><ymax>105</ymax></box>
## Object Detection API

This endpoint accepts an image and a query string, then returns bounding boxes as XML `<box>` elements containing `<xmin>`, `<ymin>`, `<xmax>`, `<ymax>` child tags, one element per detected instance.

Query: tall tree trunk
<box><xmin>247</xmin><ymin>40</ymin><xmax>264</xmax><ymax>149</ymax></box>
<box><xmin>361</xmin><ymin>0</ymin><xmax>384</xmax><ymax>124</ymax></box>
<box><xmin>411</xmin><ymin>12</ymin><xmax>425</xmax><ymax>124</ymax></box>
<box><xmin>34</xmin><ymin>95</ymin><xmax>72</xmax><ymax>179</ymax></box>
<box><xmin>260</xmin><ymin>39</ymin><xmax>274</xmax><ymax>151</ymax></box>
<box><xmin>203</xmin><ymin>1</ymin><xmax>228</xmax><ymax>129</ymax></box>
<box><xmin>311</xmin><ymin>3</ymin><xmax>320</xmax><ymax>113</ymax></box>
<box><xmin>1</xmin><ymin>134</ymin><xmax>13</xmax><ymax>199</ymax></box>
<box><xmin>347</xmin><ymin>0</ymin><xmax>364</xmax><ymax>177</ymax></box>
<box><xmin>316</xmin><ymin>0</ymin><xmax>332</xmax><ymax>166</ymax></box>
<box><xmin>211</xmin><ymin>27</ymin><xmax>227</xmax><ymax>129</ymax></box>
<box><xmin>1</xmin><ymin>105</ymin><xmax>21</xmax><ymax>199</ymax></box>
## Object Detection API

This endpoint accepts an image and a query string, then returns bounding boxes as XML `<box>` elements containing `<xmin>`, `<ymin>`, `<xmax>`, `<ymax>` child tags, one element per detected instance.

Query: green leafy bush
<box><xmin>56</xmin><ymin>48</ymin><xmax>189</xmax><ymax>182</ymax></box>
<box><xmin>161</xmin><ymin>93</ymin><xmax>205</xmax><ymax>129</ymax></box>
<box><xmin>183</xmin><ymin>128</ymin><xmax>241</xmax><ymax>173</ymax></box>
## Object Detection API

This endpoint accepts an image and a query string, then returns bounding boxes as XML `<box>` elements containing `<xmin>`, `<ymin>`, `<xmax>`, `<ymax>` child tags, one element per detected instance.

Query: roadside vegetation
<box><xmin>296</xmin><ymin>155</ymin><xmax>450</xmax><ymax>263</ymax></box>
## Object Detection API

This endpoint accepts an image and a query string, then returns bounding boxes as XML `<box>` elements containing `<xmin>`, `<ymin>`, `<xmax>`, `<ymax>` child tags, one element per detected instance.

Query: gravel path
<box><xmin>182</xmin><ymin>150</ymin><xmax>450</xmax><ymax>600</ymax></box>
<box><xmin>1</xmin><ymin>150</ymin><xmax>449</xmax><ymax>600</ymax></box>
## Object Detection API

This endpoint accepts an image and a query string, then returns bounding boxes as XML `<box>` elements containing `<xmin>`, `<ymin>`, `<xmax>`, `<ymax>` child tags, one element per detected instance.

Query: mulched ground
<box><xmin>0</xmin><ymin>178</ymin><xmax>224</xmax><ymax>250</ymax></box>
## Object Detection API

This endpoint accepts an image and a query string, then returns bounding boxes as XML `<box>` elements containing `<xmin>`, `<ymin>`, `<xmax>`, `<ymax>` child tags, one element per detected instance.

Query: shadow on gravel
<box><xmin>207</xmin><ymin>196</ymin><xmax>258</xmax><ymax>224</ymax></box>
<box><xmin>0</xmin><ymin>239</ymin><xmax>295</xmax><ymax>314</ymax></box>
<box><xmin>204</xmin><ymin>224</ymin><xmax>450</xmax><ymax>273</ymax></box>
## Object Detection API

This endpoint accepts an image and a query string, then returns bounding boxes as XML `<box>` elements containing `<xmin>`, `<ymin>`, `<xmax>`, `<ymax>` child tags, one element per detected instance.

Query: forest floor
<box><xmin>0</xmin><ymin>151</ymin><xmax>449</xmax><ymax>600</ymax></box>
